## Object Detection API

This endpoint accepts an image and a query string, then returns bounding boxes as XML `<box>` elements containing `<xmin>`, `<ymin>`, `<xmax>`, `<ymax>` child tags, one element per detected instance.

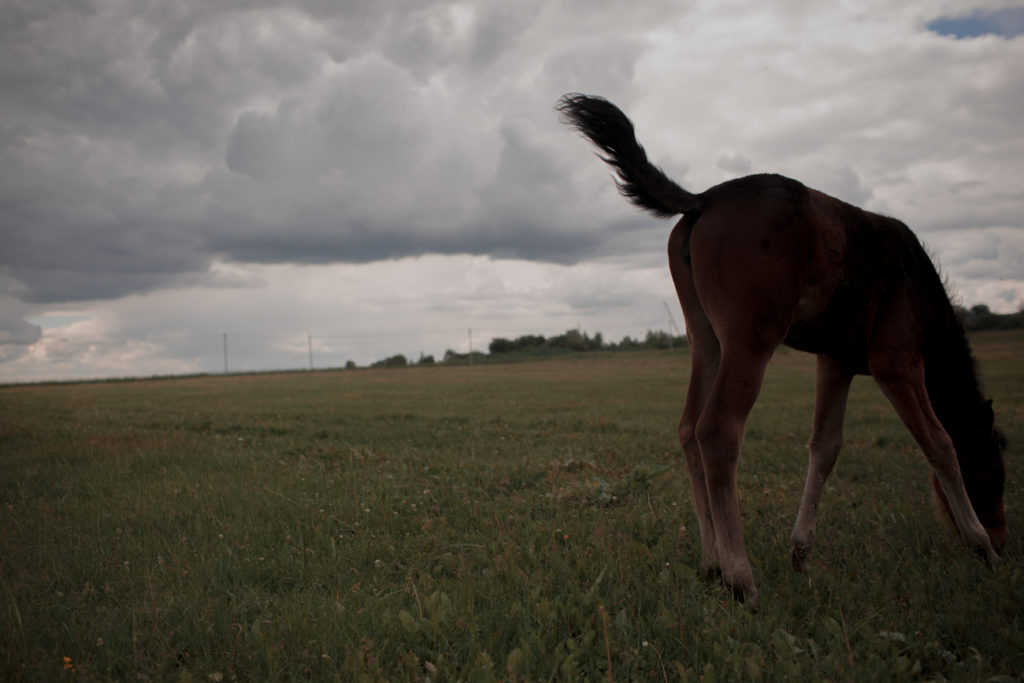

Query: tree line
<box><xmin>369</xmin><ymin>304</ymin><xmax>1021</xmax><ymax>368</ymax></box>
<box><xmin>486</xmin><ymin>328</ymin><xmax>686</xmax><ymax>354</ymax></box>
<box><xmin>957</xmin><ymin>304</ymin><xmax>1024</xmax><ymax>331</ymax></box>
<box><xmin>370</xmin><ymin>329</ymin><xmax>687</xmax><ymax>368</ymax></box>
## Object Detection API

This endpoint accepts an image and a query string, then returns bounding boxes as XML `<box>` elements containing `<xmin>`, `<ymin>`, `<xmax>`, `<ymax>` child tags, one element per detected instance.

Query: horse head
<box><xmin>937</xmin><ymin>399</ymin><xmax>1007</xmax><ymax>552</ymax></box>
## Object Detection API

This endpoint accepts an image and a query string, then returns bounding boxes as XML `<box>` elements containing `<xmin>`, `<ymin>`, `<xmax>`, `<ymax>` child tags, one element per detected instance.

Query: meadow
<box><xmin>1</xmin><ymin>331</ymin><xmax>1022</xmax><ymax>681</ymax></box>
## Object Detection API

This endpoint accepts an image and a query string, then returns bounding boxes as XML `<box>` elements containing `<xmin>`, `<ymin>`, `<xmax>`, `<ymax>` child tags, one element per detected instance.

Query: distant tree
<box><xmin>345</xmin><ymin>360</ymin><xmax>357</xmax><ymax>370</ymax></box>
<box><xmin>417</xmin><ymin>353</ymin><xmax>436</xmax><ymax>365</ymax></box>
<box><xmin>615</xmin><ymin>335</ymin><xmax>640</xmax><ymax>350</ymax></box>
<box><xmin>546</xmin><ymin>329</ymin><xmax>602</xmax><ymax>351</ymax></box>
<box><xmin>515</xmin><ymin>334</ymin><xmax>547</xmax><ymax>351</ymax></box>
<box><xmin>490</xmin><ymin>334</ymin><xmax>548</xmax><ymax>354</ymax></box>
<box><xmin>372</xmin><ymin>354</ymin><xmax>408</xmax><ymax>368</ymax></box>
<box><xmin>644</xmin><ymin>330</ymin><xmax>673</xmax><ymax>349</ymax></box>
<box><xmin>550</xmin><ymin>329</ymin><xmax>583</xmax><ymax>350</ymax></box>
<box><xmin>960</xmin><ymin>303</ymin><xmax>1024</xmax><ymax>331</ymax></box>
<box><xmin>489</xmin><ymin>338</ymin><xmax>514</xmax><ymax>354</ymax></box>
<box><xmin>971</xmin><ymin>304</ymin><xmax>992</xmax><ymax>316</ymax></box>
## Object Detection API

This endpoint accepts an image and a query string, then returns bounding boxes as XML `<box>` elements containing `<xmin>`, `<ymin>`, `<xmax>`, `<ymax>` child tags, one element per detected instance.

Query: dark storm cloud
<box><xmin>0</xmin><ymin>0</ymin><xmax>640</xmax><ymax>313</ymax></box>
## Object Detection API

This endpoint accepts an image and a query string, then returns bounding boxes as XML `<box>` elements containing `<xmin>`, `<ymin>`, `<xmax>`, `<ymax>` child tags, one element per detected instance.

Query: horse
<box><xmin>557</xmin><ymin>93</ymin><xmax>1006</xmax><ymax>607</ymax></box>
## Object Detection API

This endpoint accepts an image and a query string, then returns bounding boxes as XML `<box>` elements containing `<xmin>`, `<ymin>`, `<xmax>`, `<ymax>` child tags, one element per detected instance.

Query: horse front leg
<box><xmin>869</xmin><ymin>352</ymin><xmax>998</xmax><ymax>565</ymax></box>
<box><xmin>791</xmin><ymin>355</ymin><xmax>853</xmax><ymax>573</ymax></box>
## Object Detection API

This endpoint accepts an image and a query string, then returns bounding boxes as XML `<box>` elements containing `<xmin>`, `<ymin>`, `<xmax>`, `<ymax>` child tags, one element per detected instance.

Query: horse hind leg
<box><xmin>682</xmin><ymin>207</ymin><xmax>806</xmax><ymax>606</ymax></box>
<box><xmin>869</xmin><ymin>353</ymin><xmax>998</xmax><ymax>565</ymax></box>
<box><xmin>669</xmin><ymin>221</ymin><xmax>722</xmax><ymax>577</ymax></box>
<box><xmin>790</xmin><ymin>355</ymin><xmax>853</xmax><ymax>573</ymax></box>
<box><xmin>695</xmin><ymin>342</ymin><xmax>778</xmax><ymax>607</ymax></box>
<box><xmin>678</xmin><ymin>339</ymin><xmax>720</xmax><ymax>577</ymax></box>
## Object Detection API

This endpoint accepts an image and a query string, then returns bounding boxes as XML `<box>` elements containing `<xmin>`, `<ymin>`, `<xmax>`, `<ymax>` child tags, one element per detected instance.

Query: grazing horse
<box><xmin>558</xmin><ymin>94</ymin><xmax>1006</xmax><ymax>606</ymax></box>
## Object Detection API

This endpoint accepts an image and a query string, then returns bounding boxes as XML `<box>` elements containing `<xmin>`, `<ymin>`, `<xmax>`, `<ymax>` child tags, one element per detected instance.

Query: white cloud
<box><xmin>1</xmin><ymin>255</ymin><xmax>676</xmax><ymax>382</ymax></box>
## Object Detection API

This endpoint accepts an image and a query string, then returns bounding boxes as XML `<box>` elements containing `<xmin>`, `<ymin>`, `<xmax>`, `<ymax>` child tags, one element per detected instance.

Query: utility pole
<box><xmin>223</xmin><ymin>333</ymin><xmax>228</xmax><ymax>373</ymax></box>
<box><xmin>308</xmin><ymin>333</ymin><xmax>314</xmax><ymax>371</ymax></box>
<box><xmin>468</xmin><ymin>328</ymin><xmax>473</xmax><ymax>366</ymax></box>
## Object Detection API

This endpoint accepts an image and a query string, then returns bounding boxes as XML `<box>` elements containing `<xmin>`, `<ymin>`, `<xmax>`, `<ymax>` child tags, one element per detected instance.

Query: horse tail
<box><xmin>558</xmin><ymin>93</ymin><xmax>700</xmax><ymax>218</ymax></box>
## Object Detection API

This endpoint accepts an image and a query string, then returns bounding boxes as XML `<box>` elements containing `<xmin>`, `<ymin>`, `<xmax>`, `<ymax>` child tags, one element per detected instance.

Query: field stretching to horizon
<box><xmin>1</xmin><ymin>330</ymin><xmax>1022</xmax><ymax>681</ymax></box>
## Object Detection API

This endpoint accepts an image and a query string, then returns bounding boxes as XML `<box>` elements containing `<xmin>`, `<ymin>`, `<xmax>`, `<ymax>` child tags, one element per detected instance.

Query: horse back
<box><xmin>689</xmin><ymin>174</ymin><xmax>938</xmax><ymax>372</ymax></box>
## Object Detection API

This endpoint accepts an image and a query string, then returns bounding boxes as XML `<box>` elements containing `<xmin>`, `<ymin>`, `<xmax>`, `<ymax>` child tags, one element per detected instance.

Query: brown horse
<box><xmin>558</xmin><ymin>94</ymin><xmax>1006</xmax><ymax>606</ymax></box>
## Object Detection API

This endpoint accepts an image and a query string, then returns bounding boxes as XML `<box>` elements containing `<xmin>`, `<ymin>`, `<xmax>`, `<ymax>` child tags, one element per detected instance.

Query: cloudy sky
<box><xmin>2</xmin><ymin>1</ymin><xmax>1023</xmax><ymax>382</ymax></box>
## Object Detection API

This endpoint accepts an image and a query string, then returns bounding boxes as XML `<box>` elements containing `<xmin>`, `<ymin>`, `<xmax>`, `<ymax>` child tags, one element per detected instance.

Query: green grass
<box><xmin>1</xmin><ymin>331</ymin><xmax>1022</xmax><ymax>681</ymax></box>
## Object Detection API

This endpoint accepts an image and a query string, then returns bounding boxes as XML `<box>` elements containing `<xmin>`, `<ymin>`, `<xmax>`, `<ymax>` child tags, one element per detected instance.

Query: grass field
<box><xmin>2</xmin><ymin>331</ymin><xmax>1022</xmax><ymax>681</ymax></box>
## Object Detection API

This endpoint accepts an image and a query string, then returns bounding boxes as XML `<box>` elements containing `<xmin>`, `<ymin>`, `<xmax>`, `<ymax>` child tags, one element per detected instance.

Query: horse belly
<box><xmin>785</xmin><ymin>303</ymin><xmax>871</xmax><ymax>373</ymax></box>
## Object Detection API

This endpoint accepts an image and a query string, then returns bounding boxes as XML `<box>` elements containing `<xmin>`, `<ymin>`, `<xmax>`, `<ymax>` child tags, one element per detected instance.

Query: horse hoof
<box><xmin>980</xmin><ymin>546</ymin><xmax>1002</xmax><ymax>569</ymax></box>
<box><xmin>729</xmin><ymin>584</ymin><xmax>759</xmax><ymax>611</ymax></box>
<box><xmin>722</xmin><ymin>572</ymin><xmax>759</xmax><ymax>610</ymax></box>
<box><xmin>702</xmin><ymin>564</ymin><xmax>723</xmax><ymax>582</ymax></box>
<box><xmin>791</xmin><ymin>545</ymin><xmax>812</xmax><ymax>573</ymax></box>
